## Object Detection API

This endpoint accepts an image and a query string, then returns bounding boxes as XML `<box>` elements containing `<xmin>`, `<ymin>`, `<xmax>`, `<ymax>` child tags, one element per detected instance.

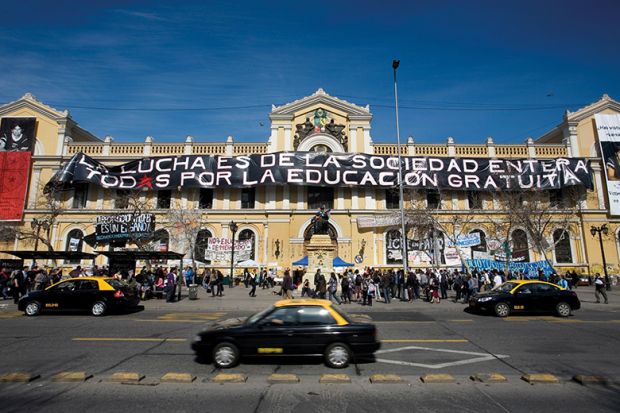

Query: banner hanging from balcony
<box><xmin>595</xmin><ymin>114</ymin><xmax>620</xmax><ymax>215</ymax></box>
<box><xmin>47</xmin><ymin>152</ymin><xmax>593</xmax><ymax>192</ymax></box>
<box><xmin>0</xmin><ymin>117</ymin><xmax>36</xmax><ymax>221</ymax></box>
<box><xmin>95</xmin><ymin>213</ymin><xmax>155</xmax><ymax>242</ymax></box>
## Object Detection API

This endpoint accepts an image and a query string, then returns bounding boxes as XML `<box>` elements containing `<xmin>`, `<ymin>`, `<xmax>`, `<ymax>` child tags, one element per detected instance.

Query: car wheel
<box><xmin>556</xmin><ymin>302</ymin><xmax>571</xmax><ymax>317</ymax></box>
<box><xmin>494</xmin><ymin>302</ymin><xmax>511</xmax><ymax>318</ymax></box>
<box><xmin>324</xmin><ymin>342</ymin><xmax>351</xmax><ymax>369</ymax></box>
<box><xmin>212</xmin><ymin>342</ymin><xmax>239</xmax><ymax>368</ymax></box>
<box><xmin>24</xmin><ymin>301</ymin><xmax>41</xmax><ymax>316</ymax></box>
<box><xmin>91</xmin><ymin>301</ymin><xmax>107</xmax><ymax>316</ymax></box>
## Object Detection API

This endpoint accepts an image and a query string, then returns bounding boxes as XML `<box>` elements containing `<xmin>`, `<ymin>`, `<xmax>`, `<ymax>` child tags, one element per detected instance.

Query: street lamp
<box><xmin>392</xmin><ymin>59</ymin><xmax>409</xmax><ymax>274</ymax></box>
<box><xmin>590</xmin><ymin>224</ymin><xmax>611</xmax><ymax>291</ymax></box>
<box><xmin>229</xmin><ymin>221</ymin><xmax>238</xmax><ymax>288</ymax></box>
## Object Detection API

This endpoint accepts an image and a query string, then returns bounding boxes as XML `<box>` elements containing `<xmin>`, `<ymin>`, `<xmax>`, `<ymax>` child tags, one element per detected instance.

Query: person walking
<box><xmin>381</xmin><ymin>273</ymin><xmax>391</xmax><ymax>304</ymax></box>
<box><xmin>317</xmin><ymin>274</ymin><xmax>327</xmax><ymax>299</ymax></box>
<box><xmin>282</xmin><ymin>270</ymin><xmax>293</xmax><ymax>299</ymax></box>
<box><xmin>340</xmin><ymin>274</ymin><xmax>351</xmax><ymax>304</ymax></box>
<box><xmin>0</xmin><ymin>267</ymin><xmax>9</xmax><ymax>300</ymax></box>
<box><xmin>248</xmin><ymin>271</ymin><xmax>257</xmax><ymax>297</ymax></box>
<box><xmin>439</xmin><ymin>271</ymin><xmax>449</xmax><ymax>300</ymax></box>
<box><xmin>165</xmin><ymin>268</ymin><xmax>177</xmax><ymax>302</ymax></box>
<box><xmin>594</xmin><ymin>274</ymin><xmax>608</xmax><ymax>304</ymax></box>
<box><xmin>327</xmin><ymin>273</ymin><xmax>341</xmax><ymax>305</ymax></box>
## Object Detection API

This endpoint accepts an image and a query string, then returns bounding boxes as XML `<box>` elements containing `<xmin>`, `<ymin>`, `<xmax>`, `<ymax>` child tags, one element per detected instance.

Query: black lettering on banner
<box><xmin>46</xmin><ymin>152</ymin><xmax>593</xmax><ymax>193</ymax></box>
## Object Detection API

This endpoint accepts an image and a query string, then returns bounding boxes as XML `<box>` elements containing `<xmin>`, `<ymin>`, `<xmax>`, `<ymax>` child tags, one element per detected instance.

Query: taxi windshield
<box><xmin>492</xmin><ymin>282</ymin><xmax>518</xmax><ymax>293</ymax></box>
<box><xmin>246</xmin><ymin>306</ymin><xmax>275</xmax><ymax>325</ymax></box>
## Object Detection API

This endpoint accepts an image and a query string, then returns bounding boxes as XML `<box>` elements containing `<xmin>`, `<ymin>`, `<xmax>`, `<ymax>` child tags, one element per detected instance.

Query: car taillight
<box><xmin>114</xmin><ymin>290</ymin><xmax>125</xmax><ymax>298</ymax></box>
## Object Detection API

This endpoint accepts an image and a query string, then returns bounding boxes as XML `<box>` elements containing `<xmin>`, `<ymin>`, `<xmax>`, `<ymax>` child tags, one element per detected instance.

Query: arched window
<box><xmin>154</xmin><ymin>229</ymin><xmax>169</xmax><ymax>252</ymax></box>
<box><xmin>470</xmin><ymin>230</ymin><xmax>488</xmax><ymax>259</ymax></box>
<box><xmin>66</xmin><ymin>229</ymin><xmax>84</xmax><ymax>264</ymax></box>
<box><xmin>553</xmin><ymin>229</ymin><xmax>572</xmax><ymax>263</ymax></box>
<box><xmin>238</xmin><ymin>229</ymin><xmax>255</xmax><ymax>260</ymax></box>
<box><xmin>194</xmin><ymin>229</ymin><xmax>213</xmax><ymax>263</ymax></box>
<box><xmin>511</xmin><ymin>229</ymin><xmax>530</xmax><ymax>262</ymax></box>
<box><xmin>386</xmin><ymin>229</ymin><xmax>402</xmax><ymax>265</ymax></box>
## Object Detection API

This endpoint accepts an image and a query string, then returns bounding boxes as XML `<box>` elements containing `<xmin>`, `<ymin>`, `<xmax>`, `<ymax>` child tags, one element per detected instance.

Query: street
<box><xmin>1</xmin><ymin>286</ymin><xmax>619</xmax><ymax>412</ymax></box>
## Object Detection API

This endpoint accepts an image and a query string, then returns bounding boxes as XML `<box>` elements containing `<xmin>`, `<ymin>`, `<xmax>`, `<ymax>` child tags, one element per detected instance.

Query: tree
<box><xmin>163</xmin><ymin>200</ymin><xmax>203</xmax><ymax>283</ymax></box>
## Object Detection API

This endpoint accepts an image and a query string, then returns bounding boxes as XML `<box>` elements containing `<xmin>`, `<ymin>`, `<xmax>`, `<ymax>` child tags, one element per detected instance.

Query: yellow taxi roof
<box><xmin>274</xmin><ymin>299</ymin><xmax>333</xmax><ymax>307</ymax></box>
<box><xmin>506</xmin><ymin>279</ymin><xmax>566</xmax><ymax>290</ymax></box>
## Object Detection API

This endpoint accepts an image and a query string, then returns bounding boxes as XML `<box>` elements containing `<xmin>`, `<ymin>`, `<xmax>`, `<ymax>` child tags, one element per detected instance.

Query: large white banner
<box><xmin>205</xmin><ymin>238</ymin><xmax>253</xmax><ymax>262</ymax></box>
<box><xmin>595</xmin><ymin>114</ymin><xmax>620</xmax><ymax>215</ymax></box>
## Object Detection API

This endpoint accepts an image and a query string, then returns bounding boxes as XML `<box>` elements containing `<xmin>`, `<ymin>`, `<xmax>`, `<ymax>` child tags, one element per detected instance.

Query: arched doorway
<box><xmin>194</xmin><ymin>229</ymin><xmax>213</xmax><ymax>263</ymax></box>
<box><xmin>511</xmin><ymin>229</ymin><xmax>530</xmax><ymax>262</ymax></box>
<box><xmin>66</xmin><ymin>229</ymin><xmax>84</xmax><ymax>264</ymax></box>
<box><xmin>238</xmin><ymin>229</ymin><xmax>256</xmax><ymax>260</ymax></box>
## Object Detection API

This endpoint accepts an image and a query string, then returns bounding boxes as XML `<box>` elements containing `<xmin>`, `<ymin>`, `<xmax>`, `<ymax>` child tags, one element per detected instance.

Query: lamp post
<box><xmin>229</xmin><ymin>221</ymin><xmax>238</xmax><ymax>288</ymax></box>
<box><xmin>590</xmin><ymin>224</ymin><xmax>611</xmax><ymax>291</ymax></box>
<box><xmin>392</xmin><ymin>59</ymin><xmax>409</xmax><ymax>274</ymax></box>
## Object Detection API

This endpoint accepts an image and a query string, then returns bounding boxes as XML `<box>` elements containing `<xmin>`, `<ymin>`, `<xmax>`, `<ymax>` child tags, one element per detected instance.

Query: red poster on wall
<box><xmin>0</xmin><ymin>151</ymin><xmax>31</xmax><ymax>221</ymax></box>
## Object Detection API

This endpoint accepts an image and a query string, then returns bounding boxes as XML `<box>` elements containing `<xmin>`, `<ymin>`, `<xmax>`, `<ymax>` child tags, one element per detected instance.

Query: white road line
<box><xmin>375</xmin><ymin>345</ymin><xmax>509</xmax><ymax>369</ymax></box>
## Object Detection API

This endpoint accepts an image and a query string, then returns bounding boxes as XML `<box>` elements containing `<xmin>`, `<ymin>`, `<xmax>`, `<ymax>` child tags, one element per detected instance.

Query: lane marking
<box><xmin>382</xmin><ymin>339</ymin><xmax>468</xmax><ymax>343</ymax></box>
<box><xmin>132</xmin><ymin>319</ymin><xmax>207</xmax><ymax>323</ymax></box>
<box><xmin>73</xmin><ymin>338</ymin><xmax>187</xmax><ymax>342</ymax></box>
<box><xmin>375</xmin><ymin>345</ymin><xmax>509</xmax><ymax>369</ymax></box>
<box><xmin>375</xmin><ymin>321</ymin><xmax>435</xmax><ymax>324</ymax></box>
<box><xmin>448</xmin><ymin>319</ymin><xmax>474</xmax><ymax>323</ymax></box>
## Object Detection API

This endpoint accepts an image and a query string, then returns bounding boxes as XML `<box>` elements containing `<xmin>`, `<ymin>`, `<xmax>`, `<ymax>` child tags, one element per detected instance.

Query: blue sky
<box><xmin>1</xmin><ymin>0</ymin><xmax>619</xmax><ymax>145</ymax></box>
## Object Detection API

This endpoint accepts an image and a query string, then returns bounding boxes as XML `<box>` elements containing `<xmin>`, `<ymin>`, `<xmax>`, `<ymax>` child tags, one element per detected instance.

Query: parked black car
<box><xmin>469</xmin><ymin>280</ymin><xmax>580</xmax><ymax>317</ymax></box>
<box><xmin>192</xmin><ymin>299</ymin><xmax>381</xmax><ymax>368</ymax></box>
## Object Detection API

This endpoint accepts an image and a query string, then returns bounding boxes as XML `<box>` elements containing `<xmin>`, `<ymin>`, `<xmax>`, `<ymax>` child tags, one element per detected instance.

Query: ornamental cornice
<box><xmin>565</xmin><ymin>93</ymin><xmax>620</xmax><ymax>123</ymax></box>
<box><xmin>270</xmin><ymin>88</ymin><xmax>371</xmax><ymax>118</ymax></box>
<box><xmin>0</xmin><ymin>94</ymin><xmax>70</xmax><ymax>121</ymax></box>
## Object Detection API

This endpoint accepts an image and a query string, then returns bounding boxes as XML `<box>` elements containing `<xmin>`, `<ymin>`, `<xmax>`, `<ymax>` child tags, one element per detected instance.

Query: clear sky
<box><xmin>1</xmin><ymin>0</ymin><xmax>619</xmax><ymax>145</ymax></box>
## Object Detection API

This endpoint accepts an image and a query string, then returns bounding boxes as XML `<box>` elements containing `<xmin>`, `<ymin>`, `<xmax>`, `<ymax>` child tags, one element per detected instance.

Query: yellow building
<box><xmin>0</xmin><ymin>89</ymin><xmax>619</xmax><ymax>276</ymax></box>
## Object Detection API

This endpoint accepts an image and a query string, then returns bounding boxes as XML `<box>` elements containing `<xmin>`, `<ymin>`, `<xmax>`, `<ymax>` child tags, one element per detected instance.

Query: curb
<box><xmin>211</xmin><ymin>373</ymin><xmax>248</xmax><ymax>383</ymax></box>
<box><xmin>319</xmin><ymin>374</ymin><xmax>351</xmax><ymax>384</ymax></box>
<box><xmin>471</xmin><ymin>373</ymin><xmax>508</xmax><ymax>383</ymax></box>
<box><xmin>160</xmin><ymin>373</ymin><xmax>196</xmax><ymax>383</ymax></box>
<box><xmin>521</xmin><ymin>374</ymin><xmax>560</xmax><ymax>384</ymax></box>
<box><xmin>369</xmin><ymin>374</ymin><xmax>407</xmax><ymax>384</ymax></box>
<box><xmin>108</xmin><ymin>372</ymin><xmax>145</xmax><ymax>383</ymax></box>
<box><xmin>268</xmin><ymin>374</ymin><xmax>300</xmax><ymax>384</ymax></box>
<box><xmin>0</xmin><ymin>372</ymin><xmax>40</xmax><ymax>383</ymax></box>
<box><xmin>420</xmin><ymin>374</ymin><xmax>455</xmax><ymax>383</ymax></box>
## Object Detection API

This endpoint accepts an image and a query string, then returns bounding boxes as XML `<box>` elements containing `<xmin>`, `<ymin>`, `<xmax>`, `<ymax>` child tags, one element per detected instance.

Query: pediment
<box><xmin>0</xmin><ymin>93</ymin><xmax>69</xmax><ymax>121</ymax></box>
<box><xmin>566</xmin><ymin>94</ymin><xmax>620</xmax><ymax>123</ymax></box>
<box><xmin>270</xmin><ymin>88</ymin><xmax>371</xmax><ymax>120</ymax></box>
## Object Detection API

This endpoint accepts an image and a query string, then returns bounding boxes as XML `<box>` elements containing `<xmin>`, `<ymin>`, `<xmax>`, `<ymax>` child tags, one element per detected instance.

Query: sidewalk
<box><xmin>137</xmin><ymin>283</ymin><xmax>620</xmax><ymax>315</ymax></box>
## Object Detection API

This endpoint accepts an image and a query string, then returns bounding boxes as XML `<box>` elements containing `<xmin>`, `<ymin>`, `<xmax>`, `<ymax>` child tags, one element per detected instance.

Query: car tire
<box><xmin>212</xmin><ymin>342</ymin><xmax>239</xmax><ymax>369</ymax></box>
<box><xmin>24</xmin><ymin>301</ymin><xmax>41</xmax><ymax>316</ymax></box>
<box><xmin>91</xmin><ymin>301</ymin><xmax>107</xmax><ymax>317</ymax></box>
<box><xmin>324</xmin><ymin>342</ymin><xmax>351</xmax><ymax>369</ymax></box>
<box><xmin>494</xmin><ymin>302</ymin><xmax>511</xmax><ymax>318</ymax></box>
<box><xmin>556</xmin><ymin>302</ymin><xmax>571</xmax><ymax>317</ymax></box>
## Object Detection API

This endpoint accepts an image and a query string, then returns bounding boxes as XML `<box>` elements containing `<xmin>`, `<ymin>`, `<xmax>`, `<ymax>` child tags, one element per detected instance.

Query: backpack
<box><xmin>355</xmin><ymin>274</ymin><xmax>362</xmax><ymax>285</ymax></box>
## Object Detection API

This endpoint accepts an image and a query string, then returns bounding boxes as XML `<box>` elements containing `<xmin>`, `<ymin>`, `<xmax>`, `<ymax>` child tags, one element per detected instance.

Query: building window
<box><xmin>238</xmin><ymin>229</ymin><xmax>256</xmax><ymax>260</ymax></box>
<box><xmin>386</xmin><ymin>189</ymin><xmax>400</xmax><ymax>209</ymax></box>
<box><xmin>386</xmin><ymin>229</ymin><xmax>402</xmax><ymax>265</ymax></box>
<box><xmin>194</xmin><ymin>229</ymin><xmax>213</xmax><ymax>263</ymax></box>
<box><xmin>511</xmin><ymin>229</ymin><xmax>530</xmax><ymax>262</ymax></box>
<box><xmin>115</xmin><ymin>190</ymin><xmax>130</xmax><ymax>209</ymax></box>
<box><xmin>549</xmin><ymin>189</ymin><xmax>563</xmax><ymax>208</ymax></box>
<box><xmin>72</xmin><ymin>184</ymin><xmax>88</xmax><ymax>209</ymax></box>
<box><xmin>157</xmin><ymin>190</ymin><xmax>171</xmax><ymax>209</ymax></box>
<box><xmin>467</xmin><ymin>191</ymin><xmax>482</xmax><ymax>209</ymax></box>
<box><xmin>308</xmin><ymin>186</ymin><xmax>334</xmax><ymax>209</ymax></box>
<box><xmin>199</xmin><ymin>188</ymin><xmax>213</xmax><ymax>209</ymax></box>
<box><xmin>427</xmin><ymin>190</ymin><xmax>441</xmax><ymax>209</ymax></box>
<box><xmin>553</xmin><ymin>229</ymin><xmax>572</xmax><ymax>263</ymax></box>
<box><xmin>241</xmin><ymin>188</ymin><xmax>255</xmax><ymax>209</ymax></box>
<box><xmin>470</xmin><ymin>230</ymin><xmax>488</xmax><ymax>259</ymax></box>
<box><xmin>65</xmin><ymin>229</ymin><xmax>84</xmax><ymax>264</ymax></box>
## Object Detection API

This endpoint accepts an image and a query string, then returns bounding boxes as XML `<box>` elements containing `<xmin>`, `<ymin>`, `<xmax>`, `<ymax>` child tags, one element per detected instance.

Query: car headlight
<box><xmin>477</xmin><ymin>297</ymin><xmax>493</xmax><ymax>302</ymax></box>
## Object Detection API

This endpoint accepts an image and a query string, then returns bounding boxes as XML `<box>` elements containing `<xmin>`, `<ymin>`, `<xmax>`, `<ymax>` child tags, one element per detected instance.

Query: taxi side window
<box><xmin>77</xmin><ymin>280</ymin><xmax>98</xmax><ymax>290</ymax></box>
<box><xmin>532</xmin><ymin>283</ymin><xmax>557</xmax><ymax>294</ymax></box>
<box><xmin>262</xmin><ymin>307</ymin><xmax>299</xmax><ymax>326</ymax></box>
<box><xmin>298</xmin><ymin>306</ymin><xmax>337</xmax><ymax>325</ymax></box>
<box><xmin>55</xmin><ymin>281</ymin><xmax>76</xmax><ymax>291</ymax></box>
<box><xmin>517</xmin><ymin>285</ymin><xmax>532</xmax><ymax>294</ymax></box>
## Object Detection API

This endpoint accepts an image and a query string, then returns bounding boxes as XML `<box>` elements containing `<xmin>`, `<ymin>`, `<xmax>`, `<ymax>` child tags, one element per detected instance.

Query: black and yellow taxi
<box><xmin>469</xmin><ymin>280</ymin><xmax>581</xmax><ymax>317</ymax></box>
<box><xmin>191</xmin><ymin>299</ymin><xmax>380</xmax><ymax>369</ymax></box>
<box><xmin>18</xmin><ymin>277</ymin><xmax>140</xmax><ymax>317</ymax></box>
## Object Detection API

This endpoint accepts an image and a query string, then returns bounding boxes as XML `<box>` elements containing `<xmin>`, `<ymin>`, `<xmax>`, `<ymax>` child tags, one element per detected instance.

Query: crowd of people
<box><xmin>0</xmin><ymin>262</ymin><xmax>611</xmax><ymax>306</ymax></box>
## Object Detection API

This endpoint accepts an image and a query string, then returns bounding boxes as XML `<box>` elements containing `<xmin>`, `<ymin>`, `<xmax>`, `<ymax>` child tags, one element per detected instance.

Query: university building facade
<box><xmin>1</xmin><ymin>89</ymin><xmax>619</xmax><ymax>276</ymax></box>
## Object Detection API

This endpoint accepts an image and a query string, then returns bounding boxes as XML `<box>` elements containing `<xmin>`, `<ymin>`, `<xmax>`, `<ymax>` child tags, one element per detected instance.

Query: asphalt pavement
<box><xmin>1</xmin><ymin>284</ymin><xmax>619</xmax><ymax>412</ymax></box>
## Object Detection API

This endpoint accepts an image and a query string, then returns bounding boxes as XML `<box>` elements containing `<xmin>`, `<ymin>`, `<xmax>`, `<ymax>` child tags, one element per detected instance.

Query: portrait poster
<box><xmin>0</xmin><ymin>117</ymin><xmax>36</xmax><ymax>152</ymax></box>
<box><xmin>595</xmin><ymin>114</ymin><xmax>620</xmax><ymax>215</ymax></box>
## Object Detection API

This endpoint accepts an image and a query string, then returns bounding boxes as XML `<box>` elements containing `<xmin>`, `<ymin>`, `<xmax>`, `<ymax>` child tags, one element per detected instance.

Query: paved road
<box><xmin>1</xmin><ymin>286</ymin><xmax>619</xmax><ymax>412</ymax></box>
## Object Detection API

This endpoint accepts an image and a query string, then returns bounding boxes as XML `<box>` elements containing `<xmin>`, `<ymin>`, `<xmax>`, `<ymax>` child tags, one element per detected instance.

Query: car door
<box><xmin>531</xmin><ymin>283</ymin><xmax>559</xmax><ymax>312</ymax></box>
<box><xmin>293</xmin><ymin>306</ymin><xmax>340</xmax><ymax>356</ymax></box>
<box><xmin>242</xmin><ymin>307</ymin><xmax>300</xmax><ymax>356</ymax></box>
<box><xmin>44</xmin><ymin>280</ymin><xmax>78</xmax><ymax>311</ymax></box>
<box><xmin>74</xmin><ymin>280</ymin><xmax>100</xmax><ymax>310</ymax></box>
<box><xmin>512</xmin><ymin>284</ymin><xmax>535</xmax><ymax>312</ymax></box>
